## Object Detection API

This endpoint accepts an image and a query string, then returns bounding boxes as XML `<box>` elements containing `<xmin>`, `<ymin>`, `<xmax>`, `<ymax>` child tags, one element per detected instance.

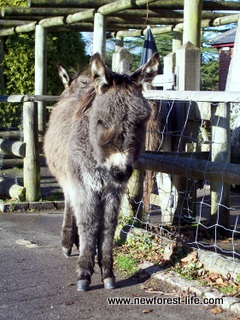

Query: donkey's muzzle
<box><xmin>110</xmin><ymin>164</ymin><xmax>133</xmax><ymax>182</ymax></box>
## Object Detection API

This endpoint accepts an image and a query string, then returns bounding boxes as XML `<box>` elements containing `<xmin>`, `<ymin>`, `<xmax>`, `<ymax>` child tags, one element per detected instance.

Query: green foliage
<box><xmin>47</xmin><ymin>32</ymin><xmax>89</xmax><ymax>95</ymax></box>
<box><xmin>200</xmin><ymin>34</ymin><xmax>219</xmax><ymax>91</ymax></box>
<box><xmin>3</xmin><ymin>34</ymin><xmax>35</xmax><ymax>94</ymax></box>
<box><xmin>124</xmin><ymin>37</ymin><xmax>144</xmax><ymax>70</ymax></box>
<box><xmin>155</xmin><ymin>32</ymin><xmax>173</xmax><ymax>67</ymax></box>
<box><xmin>114</xmin><ymin>253</ymin><xmax>138</xmax><ymax>277</ymax></box>
<box><xmin>123</xmin><ymin>33</ymin><xmax>172</xmax><ymax>70</ymax></box>
<box><xmin>200</xmin><ymin>58</ymin><xmax>219</xmax><ymax>91</ymax></box>
<box><xmin>0</xmin><ymin>31</ymin><xmax>87</xmax><ymax>128</ymax></box>
<box><xmin>0</xmin><ymin>0</ymin><xmax>26</xmax><ymax>6</ymax></box>
<box><xmin>0</xmin><ymin>0</ymin><xmax>88</xmax><ymax>128</ymax></box>
<box><xmin>218</xmin><ymin>284</ymin><xmax>240</xmax><ymax>297</ymax></box>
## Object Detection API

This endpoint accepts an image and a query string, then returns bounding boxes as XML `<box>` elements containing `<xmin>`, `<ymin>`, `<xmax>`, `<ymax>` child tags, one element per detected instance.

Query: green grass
<box><xmin>114</xmin><ymin>253</ymin><xmax>138</xmax><ymax>277</ymax></box>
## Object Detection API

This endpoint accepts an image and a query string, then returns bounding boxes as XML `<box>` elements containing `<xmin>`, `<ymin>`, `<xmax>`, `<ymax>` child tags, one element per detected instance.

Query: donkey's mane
<box><xmin>75</xmin><ymin>72</ymin><xmax>141</xmax><ymax>117</ymax></box>
<box><xmin>111</xmin><ymin>73</ymin><xmax>141</xmax><ymax>90</ymax></box>
<box><xmin>76</xmin><ymin>85</ymin><xmax>96</xmax><ymax>117</ymax></box>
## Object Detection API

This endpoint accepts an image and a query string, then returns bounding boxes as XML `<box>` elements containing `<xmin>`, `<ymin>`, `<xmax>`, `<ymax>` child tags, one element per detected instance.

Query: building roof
<box><xmin>210</xmin><ymin>27</ymin><xmax>236</xmax><ymax>47</ymax></box>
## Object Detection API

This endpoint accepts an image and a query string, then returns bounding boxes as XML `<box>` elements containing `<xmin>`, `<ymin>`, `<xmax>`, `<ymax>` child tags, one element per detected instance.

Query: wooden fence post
<box><xmin>115</xmin><ymin>35</ymin><xmax>123</xmax><ymax>52</ymax></box>
<box><xmin>112</xmin><ymin>47</ymin><xmax>132</xmax><ymax>73</ymax></box>
<box><xmin>92</xmin><ymin>12</ymin><xmax>106</xmax><ymax>58</ymax></box>
<box><xmin>23</xmin><ymin>101</ymin><xmax>40</xmax><ymax>202</ymax></box>
<box><xmin>176</xmin><ymin>41</ymin><xmax>200</xmax><ymax>91</ymax></box>
<box><xmin>174</xmin><ymin>41</ymin><xmax>200</xmax><ymax>221</ymax></box>
<box><xmin>172</xmin><ymin>27</ymin><xmax>182</xmax><ymax>52</ymax></box>
<box><xmin>163</xmin><ymin>52</ymin><xmax>176</xmax><ymax>90</ymax></box>
<box><xmin>183</xmin><ymin>0</ymin><xmax>203</xmax><ymax>48</ymax></box>
<box><xmin>121</xmin><ymin>169</ymin><xmax>144</xmax><ymax>219</ymax></box>
<box><xmin>225</xmin><ymin>19</ymin><xmax>240</xmax><ymax>164</ymax></box>
<box><xmin>211</xmin><ymin>102</ymin><xmax>230</xmax><ymax>229</ymax></box>
<box><xmin>0</xmin><ymin>37</ymin><xmax>5</xmax><ymax>91</ymax></box>
<box><xmin>35</xmin><ymin>25</ymin><xmax>47</xmax><ymax>141</ymax></box>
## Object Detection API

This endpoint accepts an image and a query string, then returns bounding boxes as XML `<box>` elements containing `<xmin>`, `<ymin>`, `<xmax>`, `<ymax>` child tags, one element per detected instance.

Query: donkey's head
<box><xmin>87</xmin><ymin>53</ymin><xmax>159</xmax><ymax>183</ymax></box>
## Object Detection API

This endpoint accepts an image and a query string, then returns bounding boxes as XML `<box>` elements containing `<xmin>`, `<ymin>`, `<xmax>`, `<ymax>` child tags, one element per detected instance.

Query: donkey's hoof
<box><xmin>103</xmin><ymin>277</ymin><xmax>116</xmax><ymax>289</ymax></box>
<box><xmin>62</xmin><ymin>247</ymin><xmax>72</xmax><ymax>258</ymax></box>
<box><xmin>77</xmin><ymin>280</ymin><xmax>90</xmax><ymax>291</ymax></box>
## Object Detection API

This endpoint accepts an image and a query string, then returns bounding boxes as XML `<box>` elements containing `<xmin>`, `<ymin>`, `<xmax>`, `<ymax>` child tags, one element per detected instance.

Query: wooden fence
<box><xmin>0</xmin><ymin>94</ymin><xmax>58</xmax><ymax>202</ymax></box>
<box><xmin>0</xmin><ymin>91</ymin><xmax>240</xmax><ymax>228</ymax></box>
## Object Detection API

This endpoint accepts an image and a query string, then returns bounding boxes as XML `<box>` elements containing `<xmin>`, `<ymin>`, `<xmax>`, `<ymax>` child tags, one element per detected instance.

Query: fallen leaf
<box><xmin>181</xmin><ymin>251</ymin><xmax>198</xmax><ymax>263</ymax></box>
<box><xmin>67</xmin><ymin>282</ymin><xmax>76</xmax><ymax>286</ymax></box>
<box><xmin>216</xmin><ymin>278</ymin><xmax>224</xmax><ymax>285</ymax></box>
<box><xmin>226</xmin><ymin>272</ymin><xmax>232</xmax><ymax>280</ymax></box>
<box><xmin>196</xmin><ymin>261</ymin><xmax>203</xmax><ymax>268</ymax></box>
<box><xmin>209</xmin><ymin>273</ymin><xmax>220</xmax><ymax>281</ymax></box>
<box><xmin>140</xmin><ymin>284</ymin><xmax>148</xmax><ymax>290</ymax></box>
<box><xmin>142</xmin><ymin>309</ymin><xmax>153</xmax><ymax>314</ymax></box>
<box><xmin>65</xmin><ymin>301</ymin><xmax>74</xmax><ymax>306</ymax></box>
<box><xmin>15</xmin><ymin>239</ymin><xmax>39</xmax><ymax>248</ymax></box>
<box><xmin>162</xmin><ymin>244</ymin><xmax>174</xmax><ymax>261</ymax></box>
<box><xmin>146</xmin><ymin>287</ymin><xmax>154</xmax><ymax>292</ymax></box>
<box><xmin>145</xmin><ymin>289</ymin><xmax>164</xmax><ymax>295</ymax></box>
<box><xmin>152</xmin><ymin>254</ymin><xmax>161</xmax><ymax>261</ymax></box>
<box><xmin>210</xmin><ymin>307</ymin><xmax>223</xmax><ymax>314</ymax></box>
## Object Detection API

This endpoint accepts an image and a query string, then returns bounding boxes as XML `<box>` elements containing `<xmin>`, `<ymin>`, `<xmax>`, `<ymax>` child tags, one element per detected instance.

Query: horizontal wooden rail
<box><xmin>0</xmin><ymin>177</ymin><xmax>25</xmax><ymax>201</ymax></box>
<box><xmin>136</xmin><ymin>152</ymin><xmax>240</xmax><ymax>185</ymax></box>
<box><xmin>0</xmin><ymin>158</ymin><xmax>23</xmax><ymax>169</ymax></box>
<box><xmin>24</xmin><ymin>94</ymin><xmax>60</xmax><ymax>102</ymax></box>
<box><xmin>2</xmin><ymin>91</ymin><xmax>240</xmax><ymax>104</ymax></box>
<box><xmin>0</xmin><ymin>139</ymin><xmax>25</xmax><ymax>158</ymax></box>
<box><xmin>143</xmin><ymin>90</ymin><xmax>240</xmax><ymax>103</ymax></box>
<box><xmin>0</xmin><ymin>130</ymin><xmax>22</xmax><ymax>140</ymax></box>
<box><xmin>0</xmin><ymin>94</ymin><xmax>60</xmax><ymax>103</ymax></box>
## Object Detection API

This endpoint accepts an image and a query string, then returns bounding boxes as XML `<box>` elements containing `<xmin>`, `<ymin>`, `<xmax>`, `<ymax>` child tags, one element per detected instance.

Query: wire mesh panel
<box><xmin>119</xmin><ymin>96</ymin><xmax>240</xmax><ymax>264</ymax></box>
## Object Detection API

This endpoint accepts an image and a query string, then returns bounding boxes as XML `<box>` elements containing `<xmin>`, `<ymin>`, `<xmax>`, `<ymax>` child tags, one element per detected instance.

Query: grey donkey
<box><xmin>44</xmin><ymin>52</ymin><xmax>159</xmax><ymax>291</ymax></box>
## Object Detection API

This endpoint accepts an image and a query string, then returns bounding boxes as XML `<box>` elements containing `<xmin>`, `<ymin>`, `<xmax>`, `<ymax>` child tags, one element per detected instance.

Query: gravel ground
<box><xmin>0</xmin><ymin>212</ymin><xmax>235</xmax><ymax>320</ymax></box>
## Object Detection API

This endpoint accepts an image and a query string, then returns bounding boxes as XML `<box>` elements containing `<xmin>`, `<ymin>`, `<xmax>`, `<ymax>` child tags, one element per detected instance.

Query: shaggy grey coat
<box><xmin>44</xmin><ymin>53</ymin><xmax>159</xmax><ymax>291</ymax></box>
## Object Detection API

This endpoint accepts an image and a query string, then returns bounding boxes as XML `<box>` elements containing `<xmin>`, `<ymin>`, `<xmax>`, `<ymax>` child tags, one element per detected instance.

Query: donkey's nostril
<box><xmin>126</xmin><ymin>164</ymin><xmax>133</xmax><ymax>178</ymax></box>
<box><xmin>110</xmin><ymin>165</ymin><xmax>133</xmax><ymax>182</ymax></box>
<box><xmin>110</xmin><ymin>166</ymin><xmax>125</xmax><ymax>181</ymax></box>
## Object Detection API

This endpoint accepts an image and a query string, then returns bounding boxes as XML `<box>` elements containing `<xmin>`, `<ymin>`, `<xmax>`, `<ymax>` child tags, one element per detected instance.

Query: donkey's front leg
<box><xmin>98</xmin><ymin>195</ymin><xmax>120</xmax><ymax>289</ymax></box>
<box><xmin>76</xmin><ymin>220</ymin><xmax>99</xmax><ymax>291</ymax></box>
<box><xmin>74</xmin><ymin>194</ymin><xmax>101</xmax><ymax>291</ymax></box>
<box><xmin>61</xmin><ymin>198</ymin><xmax>79</xmax><ymax>257</ymax></box>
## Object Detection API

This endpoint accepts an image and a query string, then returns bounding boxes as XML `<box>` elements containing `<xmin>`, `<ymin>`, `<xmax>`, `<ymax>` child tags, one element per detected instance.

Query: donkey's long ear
<box><xmin>131</xmin><ymin>52</ymin><xmax>159</xmax><ymax>87</ymax></box>
<box><xmin>90</xmin><ymin>53</ymin><xmax>112</xmax><ymax>94</ymax></box>
<box><xmin>57</xmin><ymin>64</ymin><xmax>71</xmax><ymax>89</ymax></box>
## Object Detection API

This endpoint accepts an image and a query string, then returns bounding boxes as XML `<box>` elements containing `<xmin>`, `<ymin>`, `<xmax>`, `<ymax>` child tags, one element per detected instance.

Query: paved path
<box><xmin>0</xmin><ymin>212</ymin><xmax>232</xmax><ymax>320</ymax></box>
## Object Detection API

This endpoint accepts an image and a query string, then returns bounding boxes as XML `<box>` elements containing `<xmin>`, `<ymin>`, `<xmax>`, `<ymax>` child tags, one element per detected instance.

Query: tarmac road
<box><xmin>0</xmin><ymin>212</ymin><xmax>232</xmax><ymax>320</ymax></box>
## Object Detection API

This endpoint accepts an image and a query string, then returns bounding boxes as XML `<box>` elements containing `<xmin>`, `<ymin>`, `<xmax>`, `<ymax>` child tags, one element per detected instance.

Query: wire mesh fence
<box><xmin>119</xmin><ymin>94</ymin><xmax>240</xmax><ymax>266</ymax></box>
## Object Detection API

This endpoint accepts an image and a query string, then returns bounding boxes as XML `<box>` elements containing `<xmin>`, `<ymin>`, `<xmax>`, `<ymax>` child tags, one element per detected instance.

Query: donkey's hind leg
<box><xmin>61</xmin><ymin>198</ymin><xmax>79</xmax><ymax>257</ymax></box>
